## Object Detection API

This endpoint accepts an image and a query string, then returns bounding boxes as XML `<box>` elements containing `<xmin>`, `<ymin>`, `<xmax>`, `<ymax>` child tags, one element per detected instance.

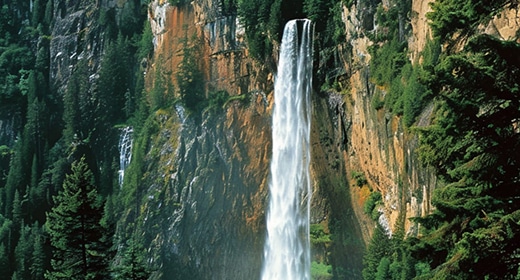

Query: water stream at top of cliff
<box><xmin>261</xmin><ymin>19</ymin><xmax>314</xmax><ymax>280</ymax></box>
<box><xmin>118</xmin><ymin>126</ymin><xmax>133</xmax><ymax>187</ymax></box>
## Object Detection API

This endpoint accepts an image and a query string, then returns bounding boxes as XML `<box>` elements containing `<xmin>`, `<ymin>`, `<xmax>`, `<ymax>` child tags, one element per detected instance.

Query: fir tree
<box><xmin>45</xmin><ymin>157</ymin><xmax>111</xmax><ymax>280</ymax></box>
<box><xmin>14</xmin><ymin>224</ymin><xmax>32</xmax><ymax>279</ymax></box>
<box><xmin>29</xmin><ymin>222</ymin><xmax>46</xmax><ymax>280</ymax></box>
<box><xmin>113</xmin><ymin>238</ymin><xmax>151</xmax><ymax>280</ymax></box>
<box><xmin>0</xmin><ymin>243</ymin><xmax>9</xmax><ymax>275</ymax></box>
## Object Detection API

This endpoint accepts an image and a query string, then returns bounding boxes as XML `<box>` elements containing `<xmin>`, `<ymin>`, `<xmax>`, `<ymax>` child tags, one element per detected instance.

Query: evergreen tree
<box><xmin>0</xmin><ymin>243</ymin><xmax>9</xmax><ymax>276</ymax></box>
<box><xmin>96</xmin><ymin>34</ymin><xmax>131</xmax><ymax>125</ymax></box>
<box><xmin>362</xmin><ymin>225</ymin><xmax>391</xmax><ymax>280</ymax></box>
<box><xmin>62</xmin><ymin>70</ymin><xmax>82</xmax><ymax>144</ymax></box>
<box><xmin>414</xmin><ymin>35</ymin><xmax>520</xmax><ymax>279</ymax></box>
<box><xmin>0</xmin><ymin>214</ymin><xmax>13</xmax><ymax>277</ymax></box>
<box><xmin>14</xmin><ymin>224</ymin><xmax>32</xmax><ymax>280</ymax></box>
<box><xmin>43</xmin><ymin>0</ymin><xmax>53</xmax><ymax>28</ymax></box>
<box><xmin>3</xmin><ymin>138</ymin><xmax>27</xmax><ymax>217</ymax></box>
<box><xmin>113</xmin><ymin>238</ymin><xmax>151</xmax><ymax>280</ymax></box>
<box><xmin>177</xmin><ymin>27</ymin><xmax>205</xmax><ymax>112</ymax></box>
<box><xmin>375</xmin><ymin>257</ymin><xmax>390</xmax><ymax>280</ymax></box>
<box><xmin>29</xmin><ymin>223</ymin><xmax>46</xmax><ymax>280</ymax></box>
<box><xmin>11</xmin><ymin>190</ymin><xmax>23</xmax><ymax>227</ymax></box>
<box><xmin>45</xmin><ymin>157</ymin><xmax>111</xmax><ymax>280</ymax></box>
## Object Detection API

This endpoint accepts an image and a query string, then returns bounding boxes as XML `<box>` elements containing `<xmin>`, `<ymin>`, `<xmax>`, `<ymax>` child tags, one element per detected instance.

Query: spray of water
<box><xmin>261</xmin><ymin>19</ymin><xmax>314</xmax><ymax>280</ymax></box>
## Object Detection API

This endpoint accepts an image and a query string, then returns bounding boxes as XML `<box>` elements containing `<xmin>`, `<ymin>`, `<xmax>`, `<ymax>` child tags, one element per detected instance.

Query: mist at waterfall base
<box><xmin>261</xmin><ymin>19</ymin><xmax>314</xmax><ymax>280</ymax></box>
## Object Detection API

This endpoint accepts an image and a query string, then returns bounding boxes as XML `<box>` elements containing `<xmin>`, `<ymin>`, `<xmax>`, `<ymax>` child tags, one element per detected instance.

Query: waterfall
<box><xmin>261</xmin><ymin>19</ymin><xmax>314</xmax><ymax>280</ymax></box>
<box><xmin>118</xmin><ymin>126</ymin><xmax>133</xmax><ymax>187</ymax></box>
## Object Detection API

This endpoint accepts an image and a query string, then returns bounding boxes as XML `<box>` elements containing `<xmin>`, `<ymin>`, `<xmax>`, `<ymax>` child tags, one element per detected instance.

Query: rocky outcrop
<box><xmin>138</xmin><ymin>0</ymin><xmax>368</xmax><ymax>278</ymax></box>
<box><xmin>482</xmin><ymin>5</ymin><xmax>520</xmax><ymax>41</ymax></box>
<box><xmin>148</xmin><ymin>0</ymin><xmax>255</xmax><ymax>96</ymax></box>
<box><xmin>409</xmin><ymin>0</ymin><xmax>433</xmax><ymax>62</ymax></box>
<box><xmin>50</xmin><ymin>0</ymin><xmax>105</xmax><ymax>94</ymax></box>
<box><xmin>341</xmin><ymin>0</ymin><xmax>520</xmax><ymax>242</ymax></box>
<box><xmin>132</xmin><ymin>101</ymin><xmax>270</xmax><ymax>279</ymax></box>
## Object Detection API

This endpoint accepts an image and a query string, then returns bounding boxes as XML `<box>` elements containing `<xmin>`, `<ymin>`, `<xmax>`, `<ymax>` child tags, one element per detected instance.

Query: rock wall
<box><xmin>341</xmin><ymin>0</ymin><xmax>520</xmax><ymax>242</ymax></box>
<box><xmin>135</xmin><ymin>0</ymin><xmax>520</xmax><ymax>278</ymax></box>
<box><xmin>140</xmin><ymin>0</ymin><xmax>367</xmax><ymax>278</ymax></box>
<box><xmin>0</xmin><ymin>107</ymin><xmax>21</xmax><ymax>149</ymax></box>
<box><xmin>340</xmin><ymin>0</ymin><xmax>439</xmax><ymax>240</ymax></box>
<box><xmin>137</xmin><ymin>1</ymin><xmax>273</xmax><ymax>279</ymax></box>
<box><xmin>32</xmin><ymin>0</ymin><xmax>520</xmax><ymax>278</ymax></box>
<box><xmin>50</xmin><ymin>0</ymin><xmax>104</xmax><ymax>94</ymax></box>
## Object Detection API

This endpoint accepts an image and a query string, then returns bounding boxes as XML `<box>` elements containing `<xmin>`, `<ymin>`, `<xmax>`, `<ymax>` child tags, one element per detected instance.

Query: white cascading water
<box><xmin>118</xmin><ymin>126</ymin><xmax>133</xmax><ymax>187</ymax></box>
<box><xmin>261</xmin><ymin>19</ymin><xmax>314</xmax><ymax>280</ymax></box>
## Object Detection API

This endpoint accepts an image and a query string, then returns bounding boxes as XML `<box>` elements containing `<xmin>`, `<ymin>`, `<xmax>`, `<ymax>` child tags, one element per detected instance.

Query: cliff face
<box><xmin>133</xmin><ymin>1</ymin><xmax>271</xmax><ymax>278</ymax></box>
<box><xmin>50</xmin><ymin>0</ymin><xmax>103</xmax><ymax>94</ymax></box>
<box><xmin>138</xmin><ymin>0</ymin><xmax>426</xmax><ymax>278</ymax></box>
<box><xmin>18</xmin><ymin>0</ymin><xmax>516</xmax><ymax>278</ymax></box>
<box><xmin>127</xmin><ymin>0</ymin><xmax>520</xmax><ymax>279</ymax></box>
<box><xmin>136</xmin><ymin>0</ymin><xmax>367</xmax><ymax>278</ymax></box>
<box><xmin>341</xmin><ymin>0</ymin><xmax>438</xmax><ymax>240</ymax></box>
<box><xmin>340</xmin><ymin>0</ymin><xmax>520</xmax><ymax>242</ymax></box>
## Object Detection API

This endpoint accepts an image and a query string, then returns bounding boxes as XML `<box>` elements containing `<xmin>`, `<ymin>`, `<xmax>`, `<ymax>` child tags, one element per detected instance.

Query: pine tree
<box><xmin>3</xmin><ymin>138</ymin><xmax>27</xmax><ymax>217</ymax></box>
<box><xmin>62</xmin><ymin>71</ymin><xmax>81</xmax><ymax>144</ymax></box>
<box><xmin>177</xmin><ymin>27</ymin><xmax>205</xmax><ymax>112</ymax></box>
<box><xmin>96</xmin><ymin>34</ymin><xmax>130</xmax><ymax>124</ymax></box>
<box><xmin>0</xmin><ymin>243</ymin><xmax>9</xmax><ymax>275</ymax></box>
<box><xmin>113</xmin><ymin>238</ymin><xmax>151</xmax><ymax>280</ymax></box>
<box><xmin>45</xmin><ymin>157</ymin><xmax>111</xmax><ymax>280</ymax></box>
<box><xmin>11</xmin><ymin>190</ymin><xmax>23</xmax><ymax>227</ymax></box>
<box><xmin>14</xmin><ymin>224</ymin><xmax>32</xmax><ymax>279</ymax></box>
<box><xmin>29</xmin><ymin>222</ymin><xmax>46</xmax><ymax>280</ymax></box>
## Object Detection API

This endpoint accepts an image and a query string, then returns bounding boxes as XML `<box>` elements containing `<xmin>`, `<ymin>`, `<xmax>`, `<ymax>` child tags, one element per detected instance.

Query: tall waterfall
<box><xmin>118</xmin><ymin>126</ymin><xmax>133</xmax><ymax>187</ymax></box>
<box><xmin>261</xmin><ymin>19</ymin><xmax>314</xmax><ymax>280</ymax></box>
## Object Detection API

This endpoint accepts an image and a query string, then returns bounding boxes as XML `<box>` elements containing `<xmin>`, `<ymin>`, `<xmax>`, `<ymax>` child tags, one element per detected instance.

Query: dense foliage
<box><xmin>45</xmin><ymin>157</ymin><xmax>111</xmax><ymax>279</ymax></box>
<box><xmin>412</xmin><ymin>34</ymin><xmax>520</xmax><ymax>279</ymax></box>
<box><xmin>368</xmin><ymin>0</ymin><xmax>439</xmax><ymax>127</ymax></box>
<box><xmin>427</xmin><ymin>0</ymin><xmax>515</xmax><ymax>43</ymax></box>
<box><xmin>0</xmin><ymin>0</ymin><xmax>152</xmax><ymax>278</ymax></box>
<box><xmin>237</xmin><ymin>0</ymin><xmax>346</xmax><ymax>86</ymax></box>
<box><xmin>363</xmin><ymin>0</ymin><xmax>520</xmax><ymax>279</ymax></box>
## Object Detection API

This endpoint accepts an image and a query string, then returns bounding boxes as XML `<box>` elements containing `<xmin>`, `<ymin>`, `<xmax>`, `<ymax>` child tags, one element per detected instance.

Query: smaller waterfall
<box><xmin>118</xmin><ymin>126</ymin><xmax>133</xmax><ymax>187</ymax></box>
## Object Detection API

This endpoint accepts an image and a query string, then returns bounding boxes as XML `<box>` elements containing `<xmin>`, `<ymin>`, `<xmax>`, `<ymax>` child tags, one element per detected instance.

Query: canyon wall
<box><xmin>137</xmin><ymin>0</ymin><xmax>367</xmax><ymax>278</ymax></box>
<box><xmin>137</xmin><ymin>0</ymin><xmax>435</xmax><ymax>278</ymax></box>
<box><xmin>132</xmin><ymin>1</ymin><xmax>271</xmax><ymax>279</ymax></box>
<box><xmin>21</xmin><ymin>0</ymin><xmax>518</xmax><ymax>278</ymax></box>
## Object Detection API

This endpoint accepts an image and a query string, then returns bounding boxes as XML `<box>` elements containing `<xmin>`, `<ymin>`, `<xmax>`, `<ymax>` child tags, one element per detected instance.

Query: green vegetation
<box><xmin>412</xmin><ymin>34</ymin><xmax>520</xmax><ymax>279</ymax></box>
<box><xmin>0</xmin><ymin>0</ymin><xmax>518</xmax><ymax>278</ymax></box>
<box><xmin>0</xmin><ymin>1</ymin><xmax>153</xmax><ymax>278</ymax></box>
<box><xmin>311</xmin><ymin>261</ymin><xmax>333</xmax><ymax>279</ymax></box>
<box><xmin>362</xmin><ymin>0</ymin><xmax>520</xmax><ymax>278</ymax></box>
<box><xmin>427</xmin><ymin>0</ymin><xmax>512</xmax><ymax>43</ymax></box>
<box><xmin>368</xmin><ymin>0</ymin><xmax>439</xmax><ymax>127</ymax></box>
<box><xmin>363</xmin><ymin>191</ymin><xmax>382</xmax><ymax>221</ymax></box>
<box><xmin>112</xmin><ymin>238</ymin><xmax>151</xmax><ymax>280</ymax></box>
<box><xmin>351</xmin><ymin>171</ymin><xmax>368</xmax><ymax>187</ymax></box>
<box><xmin>45</xmin><ymin>157</ymin><xmax>112</xmax><ymax>279</ymax></box>
<box><xmin>363</xmin><ymin>223</ymin><xmax>429</xmax><ymax>280</ymax></box>
<box><xmin>177</xmin><ymin>27</ymin><xmax>206</xmax><ymax>113</ymax></box>
<box><xmin>237</xmin><ymin>0</ymin><xmax>344</xmax><ymax>62</ymax></box>
<box><xmin>310</xmin><ymin>223</ymin><xmax>332</xmax><ymax>245</ymax></box>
